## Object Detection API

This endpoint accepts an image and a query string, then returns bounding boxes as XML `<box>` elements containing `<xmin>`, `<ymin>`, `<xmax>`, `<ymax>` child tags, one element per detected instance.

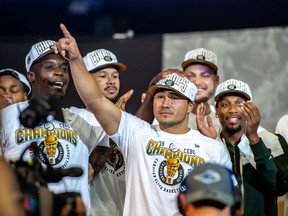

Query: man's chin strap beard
<box><xmin>194</xmin><ymin>97</ymin><xmax>209</xmax><ymax>105</ymax></box>
<box><xmin>225</xmin><ymin>125</ymin><xmax>242</xmax><ymax>135</ymax></box>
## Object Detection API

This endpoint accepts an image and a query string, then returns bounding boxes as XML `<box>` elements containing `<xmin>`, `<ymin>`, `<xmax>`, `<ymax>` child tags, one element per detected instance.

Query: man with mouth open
<box><xmin>0</xmin><ymin>40</ymin><xmax>98</xmax><ymax>215</ymax></box>
<box><xmin>214</xmin><ymin>78</ymin><xmax>288</xmax><ymax>216</ymax></box>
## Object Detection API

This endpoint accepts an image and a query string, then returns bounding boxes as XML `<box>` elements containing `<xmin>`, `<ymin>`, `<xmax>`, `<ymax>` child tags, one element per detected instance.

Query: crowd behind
<box><xmin>0</xmin><ymin>23</ymin><xmax>288</xmax><ymax>216</ymax></box>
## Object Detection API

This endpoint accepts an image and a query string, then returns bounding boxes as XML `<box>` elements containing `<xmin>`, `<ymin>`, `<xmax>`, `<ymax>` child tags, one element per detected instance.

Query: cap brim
<box><xmin>185</xmin><ymin>189</ymin><xmax>234</xmax><ymax>206</ymax></box>
<box><xmin>215</xmin><ymin>91</ymin><xmax>251</xmax><ymax>102</ymax></box>
<box><xmin>148</xmin><ymin>85</ymin><xmax>190</xmax><ymax>101</ymax></box>
<box><xmin>114</xmin><ymin>63</ymin><xmax>127</xmax><ymax>72</ymax></box>
<box><xmin>90</xmin><ymin>62</ymin><xmax>127</xmax><ymax>73</ymax></box>
<box><xmin>182</xmin><ymin>59</ymin><xmax>218</xmax><ymax>73</ymax></box>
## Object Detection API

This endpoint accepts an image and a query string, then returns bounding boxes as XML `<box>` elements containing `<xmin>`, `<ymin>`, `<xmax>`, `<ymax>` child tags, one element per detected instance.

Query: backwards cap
<box><xmin>83</xmin><ymin>49</ymin><xmax>127</xmax><ymax>73</ymax></box>
<box><xmin>0</xmin><ymin>68</ymin><xmax>31</xmax><ymax>95</ymax></box>
<box><xmin>215</xmin><ymin>78</ymin><xmax>252</xmax><ymax>102</ymax></box>
<box><xmin>182</xmin><ymin>48</ymin><xmax>218</xmax><ymax>73</ymax></box>
<box><xmin>182</xmin><ymin>163</ymin><xmax>236</xmax><ymax>206</ymax></box>
<box><xmin>25</xmin><ymin>40</ymin><xmax>56</xmax><ymax>72</ymax></box>
<box><xmin>148</xmin><ymin>73</ymin><xmax>197</xmax><ymax>102</ymax></box>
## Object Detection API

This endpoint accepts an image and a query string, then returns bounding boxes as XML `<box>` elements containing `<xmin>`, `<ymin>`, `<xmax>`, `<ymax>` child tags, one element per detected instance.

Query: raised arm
<box><xmin>54</xmin><ymin>24</ymin><xmax>121</xmax><ymax>135</ymax></box>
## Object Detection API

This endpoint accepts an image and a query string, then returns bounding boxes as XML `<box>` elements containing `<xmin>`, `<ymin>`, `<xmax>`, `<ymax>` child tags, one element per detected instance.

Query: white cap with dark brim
<box><xmin>182</xmin><ymin>48</ymin><xmax>218</xmax><ymax>73</ymax></box>
<box><xmin>148</xmin><ymin>73</ymin><xmax>197</xmax><ymax>102</ymax></box>
<box><xmin>25</xmin><ymin>40</ymin><xmax>56</xmax><ymax>72</ymax></box>
<box><xmin>0</xmin><ymin>68</ymin><xmax>31</xmax><ymax>95</ymax></box>
<box><xmin>83</xmin><ymin>49</ymin><xmax>127</xmax><ymax>73</ymax></box>
<box><xmin>215</xmin><ymin>78</ymin><xmax>252</xmax><ymax>102</ymax></box>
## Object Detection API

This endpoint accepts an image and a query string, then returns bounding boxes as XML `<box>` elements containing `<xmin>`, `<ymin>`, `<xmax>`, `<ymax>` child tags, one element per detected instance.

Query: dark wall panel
<box><xmin>0</xmin><ymin>35</ymin><xmax>162</xmax><ymax>114</ymax></box>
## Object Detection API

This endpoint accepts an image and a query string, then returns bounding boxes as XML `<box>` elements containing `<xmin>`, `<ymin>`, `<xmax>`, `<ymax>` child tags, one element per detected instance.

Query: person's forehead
<box><xmin>0</xmin><ymin>74</ymin><xmax>20</xmax><ymax>82</ymax></box>
<box><xmin>154</xmin><ymin>89</ymin><xmax>181</xmax><ymax>96</ymax></box>
<box><xmin>184</xmin><ymin>63</ymin><xmax>215</xmax><ymax>74</ymax></box>
<box><xmin>219</xmin><ymin>93</ymin><xmax>246</xmax><ymax>102</ymax></box>
<box><xmin>37</xmin><ymin>53</ymin><xmax>67</xmax><ymax>64</ymax></box>
<box><xmin>95</xmin><ymin>67</ymin><xmax>119</xmax><ymax>74</ymax></box>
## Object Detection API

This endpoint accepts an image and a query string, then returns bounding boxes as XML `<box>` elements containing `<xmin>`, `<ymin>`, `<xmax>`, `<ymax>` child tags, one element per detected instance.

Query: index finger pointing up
<box><xmin>60</xmin><ymin>23</ymin><xmax>72</xmax><ymax>39</ymax></box>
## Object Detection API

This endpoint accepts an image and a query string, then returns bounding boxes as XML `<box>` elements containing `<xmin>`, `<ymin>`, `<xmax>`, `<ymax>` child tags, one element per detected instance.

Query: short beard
<box><xmin>224</xmin><ymin>125</ymin><xmax>242</xmax><ymax>135</ymax></box>
<box><xmin>194</xmin><ymin>96</ymin><xmax>209</xmax><ymax>104</ymax></box>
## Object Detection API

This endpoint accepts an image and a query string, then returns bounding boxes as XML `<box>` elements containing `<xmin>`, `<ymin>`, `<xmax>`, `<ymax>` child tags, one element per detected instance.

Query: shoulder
<box><xmin>1</xmin><ymin>101</ymin><xmax>28</xmax><ymax>120</ymax></box>
<box><xmin>66</xmin><ymin>106</ymin><xmax>85</xmax><ymax>115</ymax></box>
<box><xmin>276</xmin><ymin>114</ymin><xmax>288</xmax><ymax>127</ymax></box>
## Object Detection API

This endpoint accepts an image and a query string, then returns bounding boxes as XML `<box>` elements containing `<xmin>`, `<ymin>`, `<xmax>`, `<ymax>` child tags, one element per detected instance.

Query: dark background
<box><xmin>1</xmin><ymin>0</ymin><xmax>288</xmax><ymax>36</ymax></box>
<box><xmin>1</xmin><ymin>0</ymin><xmax>288</xmax><ymax>114</ymax></box>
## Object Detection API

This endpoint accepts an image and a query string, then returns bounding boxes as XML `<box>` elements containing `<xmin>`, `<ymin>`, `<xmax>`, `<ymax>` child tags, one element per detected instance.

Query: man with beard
<box><xmin>138</xmin><ymin>48</ymin><xmax>221</xmax><ymax>137</ymax></box>
<box><xmin>214</xmin><ymin>78</ymin><xmax>288</xmax><ymax>216</ymax></box>
<box><xmin>63</xmin><ymin>48</ymin><xmax>133</xmax><ymax>216</ymax></box>
<box><xmin>53</xmin><ymin>24</ymin><xmax>235</xmax><ymax>216</ymax></box>
<box><xmin>0</xmin><ymin>40</ymin><xmax>101</xmax><ymax>215</ymax></box>
<box><xmin>181</xmin><ymin>48</ymin><xmax>221</xmax><ymax>138</ymax></box>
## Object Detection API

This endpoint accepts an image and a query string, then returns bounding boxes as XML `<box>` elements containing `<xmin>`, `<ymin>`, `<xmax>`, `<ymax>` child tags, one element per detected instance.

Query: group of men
<box><xmin>0</xmin><ymin>22</ymin><xmax>288</xmax><ymax>216</ymax></box>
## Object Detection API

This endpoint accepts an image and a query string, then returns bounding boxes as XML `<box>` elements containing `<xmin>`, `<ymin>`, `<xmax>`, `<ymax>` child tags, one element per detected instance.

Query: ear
<box><xmin>214</xmin><ymin>74</ymin><xmax>220</xmax><ymax>85</ymax></box>
<box><xmin>27</xmin><ymin>71</ymin><xmax>35</xmax><ymax>83</ymax></box>
<box><xmin>215</xmin><ymin>108</ymin><xmax>220</xmax><ymax>117</ymax></box>
<box><xmin>188</xmin><ymin>101</ymin><xmax>194</xmax><ymax>113</ymax></box>
<box><xmin>24</xmin><ymin>93</ymin><xmax>28</xmax><ymax>101</ymax></box>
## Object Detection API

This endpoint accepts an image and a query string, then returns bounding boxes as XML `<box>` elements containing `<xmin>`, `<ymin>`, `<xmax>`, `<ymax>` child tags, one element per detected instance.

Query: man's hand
<box><xmin>196</xmin><ymin>103</ymin><xmax>217</xmax><ymax>139</ymax></box>
<box><xmin>54</xmin><ymin>23</ymin><xmax>81</xmax><ymax>61</ymax></box>
<box><xmin>115</xmin><ymin>89</ymin><xmax>133</xmax><ymax>111</ymax></box>
<box><xmin>241</xmin><ymin>101</ymin><xmax>260</xmax><ymax>144</ymax></box>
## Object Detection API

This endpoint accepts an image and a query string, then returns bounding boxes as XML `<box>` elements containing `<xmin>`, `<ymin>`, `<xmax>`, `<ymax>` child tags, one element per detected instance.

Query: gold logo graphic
<box><xmin>166</xmin><ymin>157</ymin><xmax>180</xmax><ymax>184</ymax></box>
<box><xmin>44</xmin><ymin>135</ymin><xmax>58</xmax><ymax>164</ymax></box>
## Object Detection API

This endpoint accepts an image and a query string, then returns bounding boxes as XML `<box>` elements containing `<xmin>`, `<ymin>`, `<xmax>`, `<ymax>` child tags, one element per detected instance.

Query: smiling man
<box><xmin>0</xmin><ymin>40</ymin><xmax>100</xmax><ymax>215</ymax></box>
<box><xmin>53</xmin><ymin>23</ymin><xmax>235</xmax><ymax>216</ymax></box>
<box><xmin>214</xmin><ymin>78</ymin><xmax>288</xmax><ymax>216</ymax></box>
<box><xmin>182</xmin><ymin>48</ymin><xmax>221</xmax><ymax>136</ymax></box>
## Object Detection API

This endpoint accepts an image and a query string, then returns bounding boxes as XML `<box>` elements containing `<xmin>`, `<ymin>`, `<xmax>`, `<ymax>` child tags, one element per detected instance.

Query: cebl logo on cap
<box><xmin>83</xmin><ymin>49</ymin><xmax>127</xmax><ymax>73</ymax></box>
<box><xmin>148</xmin><ymin>73</ymin><xmax>197</xmax><ymax>102</ymax></box>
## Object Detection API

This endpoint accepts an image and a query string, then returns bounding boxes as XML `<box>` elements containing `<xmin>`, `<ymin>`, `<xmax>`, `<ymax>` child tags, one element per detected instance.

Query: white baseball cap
<box><xmin>0</xmin><ymin>68</ymin><xmax>31</xmax><ymax>95</ymax></box>
<box><xmin>182</xmin><ymin>48</ymin><xmax>218</xmax><ymax>73</ymax></box>
<box><xmin>25</xmin><ymin>40</ymin><xmax>56</xmax><ymax>72</ymax></box>
<box><xmin>83</xmin><ymin>49</ymin><xmax>127</xmax><ymax>73</ymax></box>
<box><xmin>148</xmin><ymin>73</ymin><xmax>197</xmax><ymax>102</ymax></box>
<box><xmin>215</xmin><ymin>78</ymin><xmax>252</xmax><ymax>102</ymax></box>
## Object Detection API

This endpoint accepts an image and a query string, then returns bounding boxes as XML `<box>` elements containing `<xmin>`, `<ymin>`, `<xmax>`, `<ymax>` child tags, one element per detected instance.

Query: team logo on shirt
<box><xmin>106</xmin><ymin>143</ymin><xmax>125</xmax><ymax>177</ymax></box>
<box><xmin>15</xmin><ymin>121</ymin><xmax>77</xmax><ymax>168</ymax></box>
<box><xmin>147</xmin><ymin>139</ymin><xmax>205</xmax><ymax>193</ymax></box>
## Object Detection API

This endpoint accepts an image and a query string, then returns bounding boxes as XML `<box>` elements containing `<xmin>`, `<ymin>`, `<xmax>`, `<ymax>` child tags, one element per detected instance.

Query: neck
<box><xmin>159</xmin><ymin>118</ymin><xmax>190</xmax><ymax>134</ymax></box>
<box><xmin>221</xmin><ymin>129</ymin><xmax>244</xmax><ymax>145</ymax></box>
<box><xmin>159</xmin><ymin>125</ymin><xmax>190</xmax><ymax>134</ymax></box>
